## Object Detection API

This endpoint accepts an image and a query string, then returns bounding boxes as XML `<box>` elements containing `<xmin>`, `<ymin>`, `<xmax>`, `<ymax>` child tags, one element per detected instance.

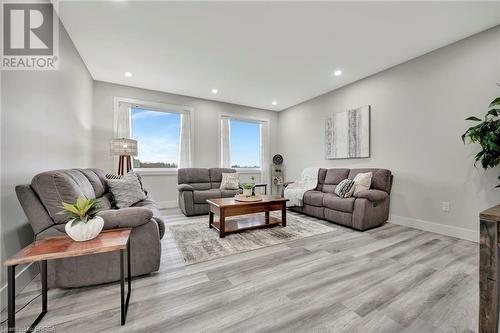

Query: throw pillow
<box><xmin>334</xmin><ymin>179</ymin><xmax>355</xmax><ymax>198</ymax></box>
<box><xmin>106</xmin><ymin>172</ymin><xmax>147</xmax><ymax>195</ymax></box>
<box><xmin>106</xmin><ymin>172</ymin><xmax>147</xmax><ymax>208</ymax></box>
<box><xmin>353</xmin><ymin>172</ymin><xmax>373</xmax><ymax>195</ymax></box>
<box><xmin>220</xmin><ymin>172</ymin><xmax>240</xmax><ymax>190</ymax></box>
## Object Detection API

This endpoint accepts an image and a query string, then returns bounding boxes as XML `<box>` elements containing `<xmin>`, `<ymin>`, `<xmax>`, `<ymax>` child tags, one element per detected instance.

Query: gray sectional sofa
<box><xmin>16</xmin><ymin>168</ymin><xmax>165</xmax><ymax>288</ymax></box>
<box><xmin>177</xmin><ymin>168</ymin><xmax>241</xmax><ymax>216</ymax></box>
<box><xmin>286</xmin><ymin>168</ymin><xmax>393</xmax><ymax>230</ymax></box>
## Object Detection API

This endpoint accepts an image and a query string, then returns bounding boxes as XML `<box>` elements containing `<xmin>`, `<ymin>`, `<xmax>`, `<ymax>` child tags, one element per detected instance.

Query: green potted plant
<box><xmin>241</xmin><ymin>183</ymin><xmax>254</xmax><ymax>196</ymax></box>
<box><xmin>59</xmin><ymin>196</ymin><xmax>103</xmax><ymax>241</ymax></box>
<box><xmin>462</xmin><ymin>96</ymin><xmax>500</xmax><ymax>187</ymax></box>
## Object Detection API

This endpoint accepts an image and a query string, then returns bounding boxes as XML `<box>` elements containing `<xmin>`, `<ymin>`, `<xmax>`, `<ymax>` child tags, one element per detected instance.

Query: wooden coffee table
<box><xmin>4</xmin><ymin>229</ymin><xmax>132</xmax><ymax>331</ymax></box>
<box><xmin>207</xmin><ymin>195</ymin><xmax>288</xmax><ymax>238</ymax></box>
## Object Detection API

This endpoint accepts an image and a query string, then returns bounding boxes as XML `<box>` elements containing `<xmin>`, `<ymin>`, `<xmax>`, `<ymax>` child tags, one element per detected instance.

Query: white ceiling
<box><xmin>57</xmin><ymin>1</ymin><xmax>500</xmax><ymax>111</ymax></box>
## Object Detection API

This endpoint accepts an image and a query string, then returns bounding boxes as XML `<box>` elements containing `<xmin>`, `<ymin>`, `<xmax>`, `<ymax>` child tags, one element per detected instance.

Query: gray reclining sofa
<box><xmin>177</xmin><ymin>168</ymin><xmax>241</xmax><ymax>216</ymax></box>
<box><xmin>16</xmin><ymin>168</ymin><xmax>165</xmax><ymax>288</ymax></box>
<box><xmin>286</xmin><ymin>168</ymin><xmax>393</xmax><ymax>231</ymax></box>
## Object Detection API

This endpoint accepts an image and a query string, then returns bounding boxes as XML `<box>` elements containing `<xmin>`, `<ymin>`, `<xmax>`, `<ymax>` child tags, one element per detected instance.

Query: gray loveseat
<box><xmin>286</xmin><ymin>168</ymin><xmax>393</xmax><ymax>230</ymax></box>
<box><xmin>177</xmin><ymin>168</ymin><xmax>241</xmax><ymax>216</ymax></box>
<box><xmin>16</xmin><ymin>168</ymin><xmax>165</xmax><ymax>288</ymax></box>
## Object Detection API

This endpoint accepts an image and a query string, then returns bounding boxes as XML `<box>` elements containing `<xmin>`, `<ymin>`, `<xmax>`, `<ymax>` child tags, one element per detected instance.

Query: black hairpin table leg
<box><xmin>120</xmin><ymin>239</ymin><xmax>131</xmax><ymax>325</ymax></box>
<box><xmin>8</xmin><ymin>260</ymin><xmax>47</xmax><ymax>332</ymax></box>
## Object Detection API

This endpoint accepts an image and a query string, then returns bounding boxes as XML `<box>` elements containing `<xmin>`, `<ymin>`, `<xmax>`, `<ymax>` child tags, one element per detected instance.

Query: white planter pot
<box><xmin>242</xmin><ymin>188</ymin><xmax>253</xmax><ymax>196</ymax></box>
<box><xmin>65</xmin><ymin>216</ymin><xmax>104</xmax><ymax>242</ymax></box>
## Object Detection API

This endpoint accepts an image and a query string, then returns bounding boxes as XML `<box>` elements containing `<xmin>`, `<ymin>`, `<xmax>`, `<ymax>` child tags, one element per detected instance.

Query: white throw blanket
<box><xmin>284</xmin><ymin>167</ymin><xmax>320</xmax><ymax>207</ymax></box>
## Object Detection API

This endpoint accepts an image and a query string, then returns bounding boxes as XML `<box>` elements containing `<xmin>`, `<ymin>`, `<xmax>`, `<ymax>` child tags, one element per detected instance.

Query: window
<box><xmin>131</xmin><ymin>107</ymin><xmax>181</xmax><ymax>169</ymax></box>
<box><xmin>229</xmin><ymin>119</ymin><xmax>261</xmax><ymax>169</ymax></box>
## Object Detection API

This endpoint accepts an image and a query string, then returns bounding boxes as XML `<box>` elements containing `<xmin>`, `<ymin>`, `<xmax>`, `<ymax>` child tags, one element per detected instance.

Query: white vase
<box><xmin>243</xmin><ymin>188</ymin><xmax>253</xmax><ymax>196</ymax></box>
<box><xmin>65</xmin><ymin>216</ymin><xmax>104</xmax><ymax>242</ymax></box>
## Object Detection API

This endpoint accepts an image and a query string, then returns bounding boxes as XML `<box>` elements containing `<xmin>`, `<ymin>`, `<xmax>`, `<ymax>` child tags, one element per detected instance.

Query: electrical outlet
<box><xmin>441</xmin><ymin>202</ymin><xmax>450</xmax><ymax>212</ymax></box>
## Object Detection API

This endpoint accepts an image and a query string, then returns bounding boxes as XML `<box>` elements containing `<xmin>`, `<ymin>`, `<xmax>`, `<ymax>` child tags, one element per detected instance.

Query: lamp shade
<box><xmin>110</xmin><ymin>138</ymin><xmax>138</xmax><ymax>156</ymax></box>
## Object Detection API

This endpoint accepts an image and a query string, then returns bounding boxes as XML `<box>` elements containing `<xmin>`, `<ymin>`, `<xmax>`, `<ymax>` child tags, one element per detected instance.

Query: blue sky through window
<box><xmin>230</xmin><ymin>119</ymin><xmax>261</xmax><ymax>168</ymax></box>
<box><xmin>131</xmin><ymin>107</ymin><xmax>180</xmax><ymax>168</ymax></box>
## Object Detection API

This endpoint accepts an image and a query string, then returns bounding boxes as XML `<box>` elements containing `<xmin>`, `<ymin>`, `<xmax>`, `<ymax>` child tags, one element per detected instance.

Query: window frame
<box><xmin>217</xmin><ymin>112</ymin><xmax>269</xmax><ymax>174</ymax></box>
<box><xmin>113</xmin><ymin>97</ymin><xmax>194</xmax><ymax>175</ymax></box>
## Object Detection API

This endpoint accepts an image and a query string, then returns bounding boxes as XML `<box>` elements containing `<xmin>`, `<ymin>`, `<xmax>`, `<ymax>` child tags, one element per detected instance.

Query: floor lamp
<box><xmin>110</xmin><ymin>138</ymin><xmax>138</xmax><ymax>176</ymax></box>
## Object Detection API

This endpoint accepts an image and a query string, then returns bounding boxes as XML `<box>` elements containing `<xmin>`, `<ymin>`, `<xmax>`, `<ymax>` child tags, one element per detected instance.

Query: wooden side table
<box><xmin>4</xmin><ymin>229</ymin><xmax>132</xmax><ymax>331</ymax></box>
<box><xmin>253</xmin><ymin>183</ymin><xmax>268</xmax><ymax>195</ymax></box>
<box><xmin>238</xmin><ymin>183</ymin><xmax>268</xmax><ymax>195</ymax></box>
<box><xmin>479</xmin><ymin>204</ymin><xmax>500</xmax><ymax>333</ymax></box>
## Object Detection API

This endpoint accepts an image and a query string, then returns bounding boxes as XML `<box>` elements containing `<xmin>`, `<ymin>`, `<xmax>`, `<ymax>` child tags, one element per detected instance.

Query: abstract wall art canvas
<box><xmin>325</xmin><ymin>105</ymin><xmax>370</xmax><ymax>159</ymax></box>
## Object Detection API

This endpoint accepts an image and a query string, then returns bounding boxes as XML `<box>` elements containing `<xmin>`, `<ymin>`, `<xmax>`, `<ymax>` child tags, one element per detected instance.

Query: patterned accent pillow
<box><xmin>106</xmin><ymin>172</ymin><xmax>147</xmax><ymax>208</ymax></box>
<box><xmin>220</xmin><ymin>173</ymin><xmax>240</xmax><ymax>190</ymax></box>
<box><xmin>334</xmin><ymin>179</ymin><xmax>355</xmax><ymax>198</ymax></box>
<box><xmin>106</xmin><ymin>173</ymin><xmax>147</xmax><ymax>195</ymax></box>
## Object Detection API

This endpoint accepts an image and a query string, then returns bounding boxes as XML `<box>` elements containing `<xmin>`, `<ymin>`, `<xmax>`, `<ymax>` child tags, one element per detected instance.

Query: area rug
<box><xmin>167</xmin><ymin>211</ymin><xmax>336</xmax><ymax>265</ymax></box>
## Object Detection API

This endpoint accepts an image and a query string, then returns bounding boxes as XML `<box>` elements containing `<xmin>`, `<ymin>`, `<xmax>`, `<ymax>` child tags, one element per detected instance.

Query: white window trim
<box><xmin>113</xmin><ymin>97</ymin><xmax>195</xmax><ymax>175</ymax></box>
<box><xmin>217</xmin><ymin>112</ymin><xmax>270</xmax><ymax>174</ymax></box>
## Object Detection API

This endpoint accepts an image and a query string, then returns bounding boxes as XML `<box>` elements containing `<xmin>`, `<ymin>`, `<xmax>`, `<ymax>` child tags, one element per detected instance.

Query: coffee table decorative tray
<box><xmin>234</xmin><ymin>194</ymin><xmax>263</xmax><ymax>202</ymax></box>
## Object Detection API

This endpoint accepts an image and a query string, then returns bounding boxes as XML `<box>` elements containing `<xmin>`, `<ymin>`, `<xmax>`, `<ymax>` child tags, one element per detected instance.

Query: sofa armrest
<box><xmin>98</xmin><ymin>207</ymin><xmax>153</xmax><ymax>229</ymax></box>
<box><xmin>354</xmin><ymin>189</ymin><xmax>388</xmax><ymax>202</ymax></box>
<box><xmin>177</xmin><ymin>184</ymin><xmax>194</xmax><ymax>192</ymax></box>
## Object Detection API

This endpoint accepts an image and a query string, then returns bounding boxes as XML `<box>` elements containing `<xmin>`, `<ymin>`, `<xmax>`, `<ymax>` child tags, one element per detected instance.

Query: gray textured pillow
<box><xmin>334</xmin><ymin>179</ymin><xmax>355</xmax><ymax>198</ymax></box>
<box><xmin>106</xmin><ymin>172</ymin><xmax>146</xmax><ymax>208</ymax></box>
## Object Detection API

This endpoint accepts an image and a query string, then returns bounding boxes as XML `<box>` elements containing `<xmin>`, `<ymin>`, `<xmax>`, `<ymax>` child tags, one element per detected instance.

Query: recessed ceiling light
<box><xmin>124</xmin><ymin>72</ymin><xmax>132</xmax><ymax>77</ymax></box>
<box><xmin>272</xmin><ymin>101</ymin><xmax>277</xmax><ymax>106</ymax></box>
<box><xmin>334</xmin><ymin>70</ymin><xmax>342</xmax><ymax>76</ymax></box>
<box><xmin>211</xmin><ymin>88</ymin><xmax>218</xmax><ymax>94</ymax></box>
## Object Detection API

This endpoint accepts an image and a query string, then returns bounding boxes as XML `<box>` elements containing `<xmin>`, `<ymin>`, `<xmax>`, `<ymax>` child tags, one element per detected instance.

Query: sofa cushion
<box><xmin>31</xmin><ymin>169</ymin><xmax>96</xmax><ymax>224</ymax></box>
<box><xmin>354</xmin><ymin>189</ymin><xmax>389</xmax><ymax>202</ymax></box>
<box><xmin>303</xmin><ymin>191</ymin><xmax>325</xmax><ymax>207</ymax></box>
<box><xmin>324</xmin><ymin>208</ymin><xmax>352</xmax><ymax>227</ymax></box>
<box><xmin>193</xmin><ymin>189</ymin><xmax>221</xmax><ymax>204</ymax></box>
<box><xmin>221</xmin><ymin>189</ymin><xmax>240</xmax><ymax>198</ymax></box>
<box><xmin>131</xmin><ymin>198</ymin><xmax>166</xmax><ymax>239</ymax></box>
<box><xmin>209</xmin><ymin>168</ymin><xmax>236</xmax><ymax>183</ymax></box>
<box><xmin>348</xmin><ymin>168</ymin><xmax>392</xmax><ymax>193</ymax></box>
<box><xmin>178</xmin><ymin>168</ymin><xmax>210</xmax><ymax>184</ymax></box>
<box><xmin>316</xmin><ymin>169</ymin><xmax>328</xmax><ymax>191</ymax></box>
<box><xmin>190</xmin><ymin>182</ymin><xmax>212</xmax><ymax>191</ymax></box>
<box><xmin>98</xmin><ymin>207</ymin><xmax>153</xmax><ymax>229</ymax></box>
<box><xmin>96</xmin><ymin>193</ymin><xmax>113</xmax><ymax>211</ymax></box>
<box><xmin>79</xmin><ymin>169</ymin><xmax>108</xmax><ymax>197</ymax></box>
<box><xmin>322</xmin><ymin>169</ymin><xmax>350</xmax><ymax>193</ymax></box>
<box><xmin>323</xmin><ymin>193</ymin><xmax>355</xmax><ymax>213</ymax></box>
<box><xmin>177</xmin><ymin>184</ymin><xmax>194</xmax><ymax>192</ymax></box>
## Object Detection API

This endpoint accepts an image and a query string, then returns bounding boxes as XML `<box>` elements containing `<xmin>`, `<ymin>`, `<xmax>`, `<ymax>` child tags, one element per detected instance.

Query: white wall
<box><xmin>92</xmin><ymin>81</ymin><xmax>279</xmax><ymax>206</ymax></box>
<box><xmin>0</xmin><ymin>23</ymin><xmax>93</xmax><ymax>302</ymax></box>
<box><xmin>278</xmin><ymin>26</ymin><xmax>500</xmax><ymax>241</ymax></box>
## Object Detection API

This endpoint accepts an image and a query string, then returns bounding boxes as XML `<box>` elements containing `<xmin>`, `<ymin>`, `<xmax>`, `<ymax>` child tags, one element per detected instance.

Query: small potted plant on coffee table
<box><xmin>241</xmin><ymin>183</ymin><xmax>254</xmax><ymax>197</ymax></box>
<box><xmin>59</xmin><ymin>196</ymin><xmax>103</xmax><ymax>241</ymax></box>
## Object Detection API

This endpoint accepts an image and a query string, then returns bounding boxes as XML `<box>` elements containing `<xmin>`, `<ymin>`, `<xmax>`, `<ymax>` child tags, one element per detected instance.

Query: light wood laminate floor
<box><xmin>1</xmin><ymin>209</ymin><xmax>478</xmax><ymax>332</ymax></box>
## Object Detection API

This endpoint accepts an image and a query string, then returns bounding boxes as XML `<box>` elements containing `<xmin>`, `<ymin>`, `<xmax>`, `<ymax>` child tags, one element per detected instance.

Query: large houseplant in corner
<box><xmin>462</xmin><ymin>96</ymin><xmax>500</xmax><ymax>186</ymax></box>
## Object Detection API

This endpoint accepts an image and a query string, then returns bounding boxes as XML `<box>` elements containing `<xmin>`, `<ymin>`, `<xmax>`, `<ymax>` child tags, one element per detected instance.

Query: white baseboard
<box><xmin>389</xmin><ymin>214</ymin><xmax>478</xmax><ymax>243</ymax></box>
<box><xmin>0</xmin><ymin>263</ymin><xmax>38</xmax><ymax>312</ymax></box>
<box><xmin>157</xmin><ymin>200</ymin><xmax>178</xmax><ymax>209</ymax></box>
